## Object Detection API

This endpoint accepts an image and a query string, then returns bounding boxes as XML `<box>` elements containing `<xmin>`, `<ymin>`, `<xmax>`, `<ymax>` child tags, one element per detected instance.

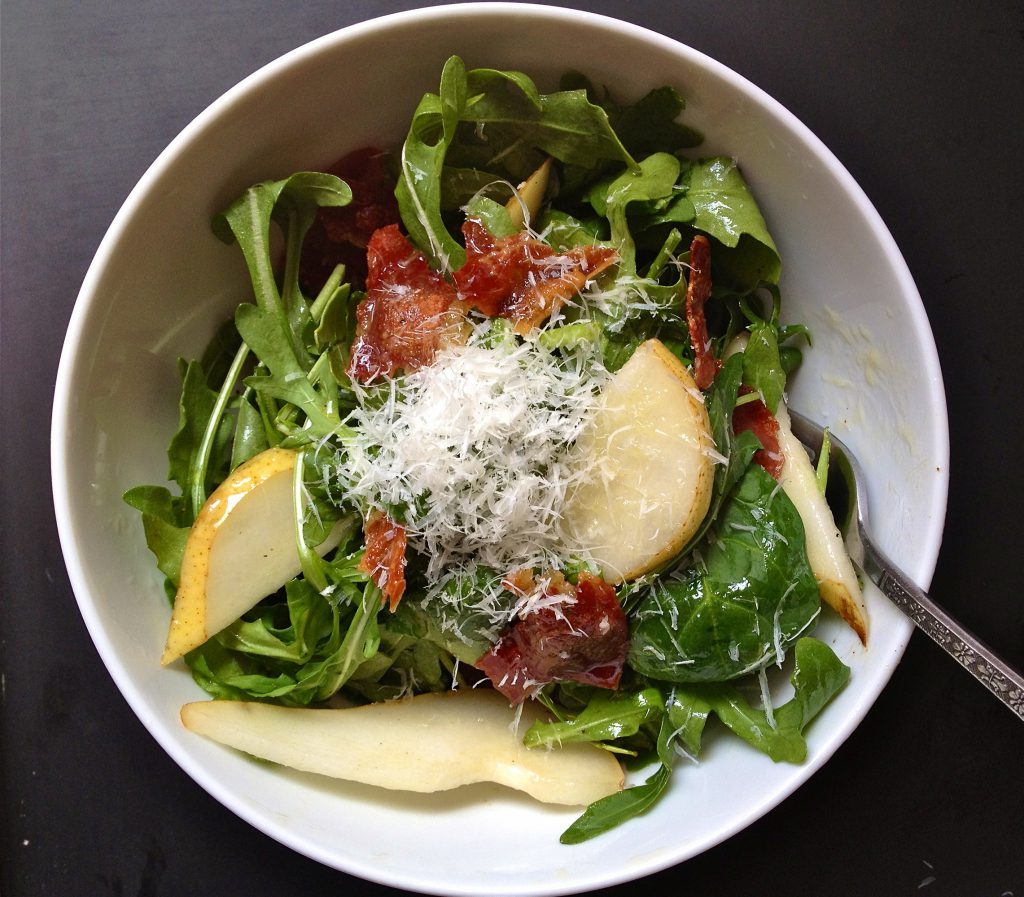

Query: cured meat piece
<box><xmin>684</xmin><ymin>234</ymin><xmax>720</xmax><ymax>390</ymax></box>
<box><xmin>454</xmin><ymin>220</ymin><xmax>618</xmax><ymax>334</ymax></box>
<box><xmin>477</xmin><ymin>571</ymin><xmax>629</xmax><ymax>704</ymax></box>
<box><xmin>359</xmin><ymin>512</ymin><xmax>408</xmax><ymax>611</ymax></box>
<box><xmin>733</xmin><ymin>387</ymin><xmax>784</xmax><ymax>478</ymax></box>
<box><xmin>347</xmin><ymin>225</ymin><xmax>466</xmax><ymax>382</ymax></box>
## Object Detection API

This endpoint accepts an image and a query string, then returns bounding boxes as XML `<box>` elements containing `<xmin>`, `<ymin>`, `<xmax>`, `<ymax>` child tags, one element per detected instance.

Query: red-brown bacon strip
<box><xmin>476</xmin><ymin>571</ymin><xmax>629</xmax><ymax>704</ymax></box>
<box><xmin>358</xmin><ymin>511</ymin><xmax>408</xmax><ymax>611</ymax></box>
<box><xmin>453</xmin><ymin>220</ymin><xmax>618</xmax><ymax>334</ymax></box>
<box><xmin>684</xmin><ymin>234</ymin><xmax>721</xmax><ymax>390</ymax></box>
<box><xmin>733</xmin><ymin>387</ymin><xmax>784</xmax><ymax>478</ymax></box>
<box><xmin>346</xmin><ymin>225</ymin><xmax>467</xmax><ymax>383</ymax></box>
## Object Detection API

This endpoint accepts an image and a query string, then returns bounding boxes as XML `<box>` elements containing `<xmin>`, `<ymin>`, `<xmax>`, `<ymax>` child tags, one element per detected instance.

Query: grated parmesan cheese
<box><xmin>335</xmin><ymin>323</ymin><xmax>608</xmax><ymax>617</ymax></box>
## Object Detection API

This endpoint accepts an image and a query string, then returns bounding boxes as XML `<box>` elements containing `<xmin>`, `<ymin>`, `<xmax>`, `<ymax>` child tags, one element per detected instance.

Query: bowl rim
<box><xmin>52</xmin><ymin>3</ymin><xmax>949</xmax><ymax>894</ymax></box>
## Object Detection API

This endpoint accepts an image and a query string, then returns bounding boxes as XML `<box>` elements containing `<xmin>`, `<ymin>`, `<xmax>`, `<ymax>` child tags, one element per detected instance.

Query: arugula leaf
<box><xmin>235</xmin><ymin>304</ymin><xmax>341</xmax><ymax>439</ymax></box>
<box><xmin>230</xmin><ymin>393</ymin><xmax>270</xmax><ymax>469</ymax></box>
<box><xmin>591</xmin><ymin>152</ymin><xmax>680</xmax><ymax>275</ymax></box>
<box><xmin>165</xmin><ymin>359</ymin><xmax>238</xmax><ymax>518</ymax></box>
<box><xmin>462</xmin><ymin>195</ymin><xmax>517</xmax><ymax>237</ymax></box>
<box><xmin>215</xmin><ymin>578</ymin><xmax>336</xmax><ymax>664</ymax></box>
<box><xmin>560</xmin><ymin>764</ymin><xmax>671</xmax><ymax>844</ymax></box>
<box><xmin>395</xmin><ymin>56</ymin><xmax>470</xmax><ymax>271</ymax></box>
<box><xmin>681</xmin><ymin>637</ymin><xmax>850</xmax><ymax>762</ymax></box>
<box><xmin>560</xmin><ymin>711</ymin><xmax>677</xmax><ymax>844</ymax></box>
<box><xmin>213</xmin><ymin>171</ymin><xmax>352</xmax><ymax>365</ymax></box>
<box><xmin>523</xmin><ymin>688</ymin><xmax>663</xmax><ymax>748</ymax></box>
<box><xmin>396</xmin><ymin>56</ymin><xmax>634</xmax><ymax>268</ymax></box>
<box><xmin>560</xmin><ymin>640</ymin><xmax>846</xmax><ymax>843</ymax></box>
<box><xmin>536</xmin><ymin>209</ymin><xmax>605</xmax><ymax>250</ymax></box>
<box><xmin>122</xmin><ymin>485</ymin><xmax>190</xmax><ymax>588</ymax></box>
<box><xmin>561</xmin><ymin>74</ymin><xmax>703</xmax><ymax>158</ymax></box>
<box><xmin>388</xmin><ymin>569</ymin><xmax>499</xmax><ymax>665</ymax></box>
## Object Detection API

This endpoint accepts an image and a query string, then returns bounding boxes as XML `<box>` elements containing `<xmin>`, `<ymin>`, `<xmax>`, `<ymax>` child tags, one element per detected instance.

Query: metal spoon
<box><xmin>787</xmin><ymin>409</ymin><xmax>1024</xmax><ymax>721</ymax></box>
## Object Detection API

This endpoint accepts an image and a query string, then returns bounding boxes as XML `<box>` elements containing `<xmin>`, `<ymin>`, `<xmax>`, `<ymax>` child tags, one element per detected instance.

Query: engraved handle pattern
<box><xmin>864</xmin><ymin>535</ymin><xmax>1024</xmax><ymax>721</ymax></box>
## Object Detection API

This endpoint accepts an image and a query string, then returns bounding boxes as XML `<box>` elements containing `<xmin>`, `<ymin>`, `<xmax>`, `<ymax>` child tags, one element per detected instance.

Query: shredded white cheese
<box><xmin>336</xmin><ymin>324</ymin><xmax>608</xmax><ymax>596</ymax></box>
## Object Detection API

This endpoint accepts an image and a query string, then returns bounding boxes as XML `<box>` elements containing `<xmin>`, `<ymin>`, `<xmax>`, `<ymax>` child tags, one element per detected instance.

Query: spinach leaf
<box><xmin>666</xmin><ymin>687</ymin><xmax>711</xmax><ymax>756</ymax></box>
<box><xmin>629</xmin><ymin>464</ymin><xmax>820</xmax><ymax>682</ymax></box>
<box><xmin>743</xmin><ymin>320</ymin><xmax>785</xmax><ymax>414</ymax></box>
<box><xmin>652</xmin><ymin>354</ymin><xmax>758</xmax><ymax>570</ymax></box>
<box><xmin>683</xmin><ymin>157</ymin><xmax>780</xmax><ymax>291</ymax></box>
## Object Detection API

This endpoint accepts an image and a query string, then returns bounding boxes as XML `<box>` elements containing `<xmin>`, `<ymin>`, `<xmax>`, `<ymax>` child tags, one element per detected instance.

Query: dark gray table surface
<box><xmin>3</xmin><ymin>2</ymin><xmax>1023</xmax><ymax>895</ymax></box>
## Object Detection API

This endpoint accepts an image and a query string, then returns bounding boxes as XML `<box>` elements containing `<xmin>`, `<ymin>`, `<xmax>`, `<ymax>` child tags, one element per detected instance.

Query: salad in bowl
<box><xmin>126</xmin><ymin>55</ymin><xmax>867</xmax><ymax>843</ymax></box>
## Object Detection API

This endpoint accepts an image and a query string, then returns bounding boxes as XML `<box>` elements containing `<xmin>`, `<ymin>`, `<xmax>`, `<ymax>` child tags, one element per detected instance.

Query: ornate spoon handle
<box><xmin>861</xmin><ymin>532</ymin><xmax>1024</xmax><ymax>721</ymax></box>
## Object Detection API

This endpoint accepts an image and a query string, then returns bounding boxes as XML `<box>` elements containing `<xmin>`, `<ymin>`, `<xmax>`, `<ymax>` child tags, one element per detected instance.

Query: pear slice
<box><xmin>561</xmin><ymin>338</ymin><xmax>715</xmax><ymax>582</ymax></box>
<box><xmin>180</xmin><ymin>689</ymin><xmax>624</xmax><ymax>806</ymax></box>
<box><xmin>505</xmin><ymin>157</ymin><xmax>552</xmax><ymax>228</ymax></box>
<box><xmin>162</xmin><ymin>447</ymin><xmax>345</xmax><ymax>664</ymax></box>
<box><xmin>775</xmin><ymin>402</ymin><xmax>869</xmax><ymax>643</ymax></box>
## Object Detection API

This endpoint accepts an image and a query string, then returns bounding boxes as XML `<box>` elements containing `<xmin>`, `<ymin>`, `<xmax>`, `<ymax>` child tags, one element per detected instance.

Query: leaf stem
<box><xmin>292</xmin><ymin>450</ymin><xmax>329</xmax><ymax>593</ymax></box>
<box><xmin>189</xmin><ymin>341</ymin><xmax>250</xmax><ymax>518</ymax></box>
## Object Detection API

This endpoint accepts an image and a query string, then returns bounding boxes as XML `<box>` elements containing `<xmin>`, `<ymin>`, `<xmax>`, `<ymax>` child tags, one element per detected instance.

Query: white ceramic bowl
<box><xmin>52</xmin><ymin>5</ymin><xmax>948</xmax><ymax>895</ymax></box>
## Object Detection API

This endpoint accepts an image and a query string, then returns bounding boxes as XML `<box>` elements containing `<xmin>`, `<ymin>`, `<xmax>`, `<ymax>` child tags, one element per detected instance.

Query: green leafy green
<box><xmin>524</xmin><ymin>688</ymin><xmax>663</xmax><ymax>748</ymax></box>
<box><xmin>683</xmin><ymin>157</ymin><xmax>780</xmax><ymax>290</ymax></box>
<box><xmin>395</xmin><ymin>56</ymin><xmax>470</xmax><ymax>271</ymax></box>
<box><xmin>122</xmin><ymin>486</ymin><xmax>190</xmax><ymax>588</ymax></box>
<box><xmin>679</xmin><ymin>637</ymin><xmax>850</xmax><ymax>762</ymax></box>
<box><xmin>561</xmin><ymin>763</ymin><xmax>671</xmax><ymax>844</ymax></box>
<box><xmin>743</xmin><ymin>320</ymin><xmax>785</xmax><ymax>413</ymax></box>
<box><xmin>591</xmin><ymin>152</ymin><xmax>680</xmax><ymax>275</ymax></box>
<box><xmin>561</xmin><ymin>74</ymin><xmax>703</xmax><ymax>158</ymax></box>
<box><xmin>629</xmin><ymin>464</ymin><xmax>821</xmax><ymax>681</ymax></box>
<box><xmin>166</xmin><ymin>360</ymin><xmax>232</xmax><ymax>517</ymax></box>
<box><xmin>396</xmin><ymin>56</ymin><xmax>633</xmax><ymax>269</ymax></box>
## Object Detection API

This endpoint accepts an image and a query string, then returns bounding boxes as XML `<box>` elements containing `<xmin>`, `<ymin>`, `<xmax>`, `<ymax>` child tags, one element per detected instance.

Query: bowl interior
<box><xmin>53</xmin><ymin>5</ymin><xmax>948</xmax><ymax>895</ymax></box>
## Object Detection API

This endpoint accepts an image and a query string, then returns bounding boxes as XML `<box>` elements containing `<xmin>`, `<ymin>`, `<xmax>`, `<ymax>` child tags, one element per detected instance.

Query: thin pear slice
<box><xmin>775</xmin><ymin>402</ymin><xmax>869</xmax><ymax>643</ymax></box>
<box><xmin>162</xmin><ymin>447</ymin><xmax>345</xmax><ymax>664</ymax></box>
<box><xmin>561</xmin><ymin>338</ymin><xmax>715</xmax><ymax>582</ymax></box>
<box><xmin>505</xmin><ymin>157</ymin><xmax>552</xmax><ymax>228</ymax></box>
<box><xmin>181</xmin><ymin>689</ymin><xmax>624</xmax><ymax>806</ymax></box>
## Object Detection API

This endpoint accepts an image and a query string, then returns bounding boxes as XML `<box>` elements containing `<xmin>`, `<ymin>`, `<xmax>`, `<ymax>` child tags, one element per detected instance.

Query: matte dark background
<box><xmin>2</xmin><ymin>2</ymin><xmax>1023</xmax><ymax>895</ymax></box>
